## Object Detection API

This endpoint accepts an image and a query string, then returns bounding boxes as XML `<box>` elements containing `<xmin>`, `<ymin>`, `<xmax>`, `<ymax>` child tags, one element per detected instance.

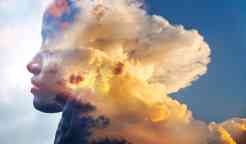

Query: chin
<box><xmin>32</xmin><ymin>93</ymin><xmax>64</xmax><ymax>113</ymax></box>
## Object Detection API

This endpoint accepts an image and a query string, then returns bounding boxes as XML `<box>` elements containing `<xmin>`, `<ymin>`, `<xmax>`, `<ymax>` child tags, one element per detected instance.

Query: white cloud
<box><xmin>0</xmin><ymin>1</ymin><xmax>60</xmax><ymax>144</ymax></box>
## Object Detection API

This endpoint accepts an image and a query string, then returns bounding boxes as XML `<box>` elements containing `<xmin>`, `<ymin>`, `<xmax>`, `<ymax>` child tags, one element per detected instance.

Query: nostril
<box><xmin>27</xmin><ymin>62</ymin><xmax>41</xmax><ymax>75</ymax></box>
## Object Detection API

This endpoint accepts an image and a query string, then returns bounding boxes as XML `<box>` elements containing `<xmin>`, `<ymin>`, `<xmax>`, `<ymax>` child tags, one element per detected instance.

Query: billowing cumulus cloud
<box><xmin>30</xmin><ymin>0</ymin><xmax>245</xmax><ymax>144</ymax></box>
<box><xmin>1</xmin><ymin>0</ymin><xmax>245</xmax><ymax>144</ymax></box>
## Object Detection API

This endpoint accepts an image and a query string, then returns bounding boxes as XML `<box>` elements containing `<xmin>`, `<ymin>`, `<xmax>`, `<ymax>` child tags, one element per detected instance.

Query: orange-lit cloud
<box><xmin>37</xmin><ymin>0</ymin><xmax>245</xmax><ymax>143</ymax></box>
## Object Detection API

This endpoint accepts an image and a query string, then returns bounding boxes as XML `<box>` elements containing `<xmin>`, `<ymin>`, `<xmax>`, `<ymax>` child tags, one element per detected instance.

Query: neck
<box><xmin>54</xmin><ymin>101</ymin><xmax>129</xmax><ymax>144</ymax></box>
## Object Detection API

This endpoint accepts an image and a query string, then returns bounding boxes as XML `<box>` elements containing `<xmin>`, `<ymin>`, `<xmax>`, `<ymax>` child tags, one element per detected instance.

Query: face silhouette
<box><xmin>27</xmin><ymin>29</ymin><xmax>94</xmax><ymax>114</ymax></box>
<box><xmin>27</xmin><ymin>48</ymin><xmax>65</xmax><ymax>113</ymax></box>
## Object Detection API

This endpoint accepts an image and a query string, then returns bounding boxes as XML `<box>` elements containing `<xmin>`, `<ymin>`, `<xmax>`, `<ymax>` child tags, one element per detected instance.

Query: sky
<box><xmin>146</xmin><ymin>0</ymin><xmax>246</xmax><ymax>122</ymax></box>
<box><xmin>0</xmin><ymin>0</ymin><xmax>245</xmax><ymax>144</ymax></box>
<box><xmin>0</xmin><ymin>1</ymin><xmax>60</xmax><ymax>144</ymax></box>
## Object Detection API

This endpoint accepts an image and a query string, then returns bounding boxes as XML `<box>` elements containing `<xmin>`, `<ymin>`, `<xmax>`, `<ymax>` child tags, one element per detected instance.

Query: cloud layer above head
<box><xmin>43</xmin><ymin>0</ymin><xmax>211</xmax><ymax>93</ymax></box>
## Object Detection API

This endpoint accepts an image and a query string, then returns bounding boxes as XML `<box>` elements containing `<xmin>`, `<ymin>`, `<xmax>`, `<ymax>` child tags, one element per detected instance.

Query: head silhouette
<box><xmin>27</xmin><ymin>0</ymin><xmax>81</xmax><ymax>113</ymax></box>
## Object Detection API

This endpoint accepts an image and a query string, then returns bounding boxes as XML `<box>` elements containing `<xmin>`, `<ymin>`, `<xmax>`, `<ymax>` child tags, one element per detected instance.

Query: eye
<box><xmin>45</xmin><ymin>63</ymin><xmax>59</xmax><ymax>75</ymax></box>
<box><xmin>47</xmin><ymin>67</ymin><xmax>58</xmax><ymax>74</ymax></box>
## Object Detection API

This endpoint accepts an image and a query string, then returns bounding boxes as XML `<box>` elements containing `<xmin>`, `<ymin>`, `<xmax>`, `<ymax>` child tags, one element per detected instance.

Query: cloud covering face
<box><xmin>42</xmin><ymin>0</ymin><xmax>210</xmax><ymax>94</ymax></box>
<box><xmin>0</xmin><ymin>0</ymin><xmax>245</xmax><ymax>144</ymax></box>
<box><xmin>33</xmin><ymin>0</ymin><xmax>245</xmax><ymax>143</ymax></box>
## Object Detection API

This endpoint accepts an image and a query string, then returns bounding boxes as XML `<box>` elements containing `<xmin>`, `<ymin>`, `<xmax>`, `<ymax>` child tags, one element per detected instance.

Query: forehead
<box><xmin>41</xmin><ymin>0</ymin><xmax>80</xmax><ymax>44</ymax></box>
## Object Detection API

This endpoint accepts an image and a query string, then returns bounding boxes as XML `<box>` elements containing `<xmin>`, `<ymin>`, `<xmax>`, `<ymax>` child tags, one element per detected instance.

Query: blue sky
<box><xmin>147</xmin><ymin>0</ymin><xmax>246</xmax><ymax>122</ymax></box>
<box><xmin>0</xmin><ymin>0</ymin><xmax>245</xmax><ymax>143</ymax></box>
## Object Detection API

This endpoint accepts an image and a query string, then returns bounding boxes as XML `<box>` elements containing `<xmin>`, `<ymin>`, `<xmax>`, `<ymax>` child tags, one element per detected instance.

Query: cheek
<box><xmin>39</xmin><ymin>51</ymin><xmax>91</xmax><ymax>91</ymax></box>
<box><xmin>40</xmin><ymin>64</ymin><xmax>64</xmax><ymax>88</ymax></box>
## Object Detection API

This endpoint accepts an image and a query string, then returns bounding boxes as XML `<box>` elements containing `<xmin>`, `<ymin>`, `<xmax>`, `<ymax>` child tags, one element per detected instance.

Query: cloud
<box><xmin>0</xmin><ymin>0</ymin><xmax>245</xmax><ymax>144</ymax></box>
<box><xmin>35</xmin><ymin>0</ymin><xmax>244</xmax><ymax>143</ymax></box>
<box><xmin>0</xmin><ymin>1</ymin><xmax>60</xmax><ymax>144</ymax></box>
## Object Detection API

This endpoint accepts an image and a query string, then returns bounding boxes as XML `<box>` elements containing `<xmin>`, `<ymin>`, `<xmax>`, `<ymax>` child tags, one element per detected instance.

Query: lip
<box><xmin>30</xmin><ymin>77</ymin><xmax>77</xmax><ymax>102</ymax></box>
<box><xmin>31</xmin><ymin>85</ymin><xmax>40</xmax><ymax>94</ymax></box>
<box><xmin>31</xmin><ymin>84</ymin><xmax>44</xmax><ymax>95</ymax></box>
<box><xmin>30</xmin><ymin>78</ymin><xmax>46</xmax><ymax>94</ymax></box>
<box><xmin>30</xmin><ymin>77</ymin><xmax>66</xmax><ymax>95</ymax></box>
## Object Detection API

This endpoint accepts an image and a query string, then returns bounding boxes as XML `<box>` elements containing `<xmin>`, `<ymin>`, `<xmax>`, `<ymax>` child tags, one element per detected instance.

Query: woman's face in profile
<box><xmin>27</xmin><ymin>45</ymin><xmax>64</xmax><ymax>113</ymax></box>
<box><xmin>27</xmin><ymin>40</ymin><xmax>90</xmax><ymax>113</ymax></box>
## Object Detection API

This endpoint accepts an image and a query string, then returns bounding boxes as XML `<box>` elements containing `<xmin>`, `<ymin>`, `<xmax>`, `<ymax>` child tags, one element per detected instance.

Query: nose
<box><xmin>27</xmin><ymin>62</ymin><xmax>42</xmax><ymax>75</ymax></box>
